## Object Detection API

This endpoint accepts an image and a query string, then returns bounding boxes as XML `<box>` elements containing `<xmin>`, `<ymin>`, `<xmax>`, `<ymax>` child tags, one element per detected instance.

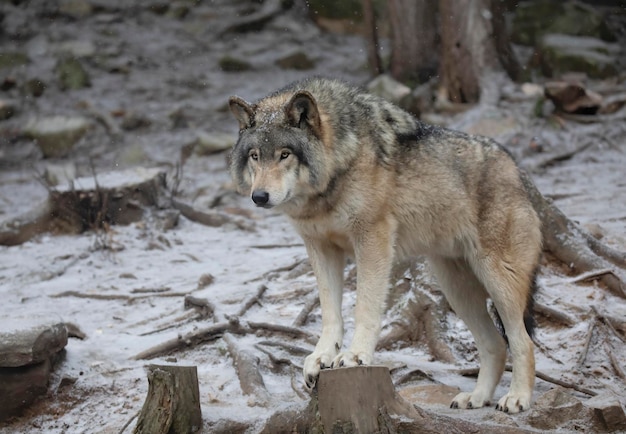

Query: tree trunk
<box><xmin>361</xmin><ymin>0</ymin><xmax>383</xmax><ymax>76</ymax></box>
<box><xmin>388</xmin><ymin>0</ymin><xmax>438</xmax><ymax>83</ymax></box>
<box><xmin>439</xmin><ymin>0</ymin><xmax>485</xmax><ymax>103</ymax></box>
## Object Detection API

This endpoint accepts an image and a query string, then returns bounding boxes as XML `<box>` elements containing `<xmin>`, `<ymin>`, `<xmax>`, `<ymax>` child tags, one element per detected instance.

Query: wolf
<box><xmin>228</xmin><ymin>77</ymin><xmax>542</xmax><ymax>413</ymax></box>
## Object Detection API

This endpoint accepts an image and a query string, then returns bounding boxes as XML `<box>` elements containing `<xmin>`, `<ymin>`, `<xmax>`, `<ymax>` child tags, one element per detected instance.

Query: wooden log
<box><xmin>133</xmin><ymin>365</ymin><xmax>202</xmax><ymax>434</ymax></box>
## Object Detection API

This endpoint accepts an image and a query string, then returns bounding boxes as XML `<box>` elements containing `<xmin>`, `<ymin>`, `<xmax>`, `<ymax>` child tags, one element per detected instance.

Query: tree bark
<box><xmin>134</xmin><ymin>365</ymin><xmax>202</xmax><ymax>434</ymax></box>
<box><xmin>361</xmin><ymin>0</ymin><xmax>383</xmax><ymax>76</ymax></box>
<box><xmin>388</xmin><ymin>0</ymin><xmax>438</xmax><ymax>83</ymax></box>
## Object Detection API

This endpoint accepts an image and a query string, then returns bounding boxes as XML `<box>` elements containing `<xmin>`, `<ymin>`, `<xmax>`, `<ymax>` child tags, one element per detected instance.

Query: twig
<box><xmin>237</xmin><ymin>284</ymin><xmax>268</xmax><ymax>317</ymax></box>
<box><xmin>138</xmin><ymin>310</ymin><xmax>199</xmax><ymax>337</ymax></box>
<box><xmin>293</xmin><ymin>294</ymin><xmax>319</xmax><ymax>327</ymax></box>
<box><xmin>131</xmin><ymin>287</ymin><xmax>171</xmax><ymax>294</ymax></box>
<box><xmin>583</xmin><ymin>235</ymin><xmax>626</xmax><ymax>269</ymax></box>
<box><xmin>455</xmin><ymin>365</ymin><xmax>598</xmax><ymax>397</ymax></box>
<box><xmin>248</xmin><ymin>321</ymin><xmax>318</xmax><ymax>345</ymax></box>
<box><xmin>50</xmin><ymin>290</ymin><xmax>190</xmax><ymax>300</ymax></box>
<box><xmin>546</xmin><ymin>268</ymin><xmax>619</xmax><ymax>286</ymax></box>
<box><xmin>577</xmin><ymin>317</ymin><xmax>597</xmax><ymax>367</ymax></box>
<box><xmin>605</xmin><ymin>344</ymin><xmax>626</xmax><ymax>382</ymax></box>
<box><xmin>118</xmin><ymin>411</ymin><xmax>139</xmax><ymax>434</ymax></box>
<box><xmin>290</xmin><ymin>370</ymin><xmax>309</xmax><ymax>400</ymax></box>
<box><xmin>257</xmin><ymin>340</ymin><xmax>311</xmax><ymax>356</ymax></box>
<box><xmin>250</xmin><ymin>243</ymin><xmax>303</xmax><ymax>249</ymax></box>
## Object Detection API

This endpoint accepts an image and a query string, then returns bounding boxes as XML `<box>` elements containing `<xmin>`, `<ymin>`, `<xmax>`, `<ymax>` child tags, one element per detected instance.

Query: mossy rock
<box><xmin>0</xmin><ymin>52</ymin><xmax>29</xmax><ymax>69</ymax></box>
<box><xmin>511</xmin><ymin>0</ymin><xmax>617</xmax><ymax>46</ymax></box>
<box><xmin>539</xmin><ymin>34</ymin><xmax>619</xmax><ymax>79</ymax></box>
<box><xmin>219</xmin><ymin>56</ymin><xmax>252</xmax><ymax>72</ymax></box>
<box><xmin>275</xmin><ymin>52</ymin><xmax>315</xmax><ymax>70</ymax></box>
<box><xmin>56</xmin><ymin>57</ymin><xmax>91</xmax><ymax>90</ymax></box>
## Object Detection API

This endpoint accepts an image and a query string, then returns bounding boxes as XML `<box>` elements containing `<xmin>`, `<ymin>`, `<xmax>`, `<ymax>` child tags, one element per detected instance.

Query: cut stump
<box><xmin>317</xmin><ymin>366</ymin><xmax>420</xmax><ymax>433</ymax></box>
<box><xmin>134</xmin><ymin>365</ymin><xmax>202</xmax><ymax>434</ymax></box>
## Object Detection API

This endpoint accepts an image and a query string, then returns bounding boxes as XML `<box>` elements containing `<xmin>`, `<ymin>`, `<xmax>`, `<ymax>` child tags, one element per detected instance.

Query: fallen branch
<box><xmin>133</xmin><ymin>320</ymin><xmax>316</xmax><ymax>360</ymax></box>
<box><xmin>534</xmin><ymin>301</ymin><xmax>577</xmax><ymax>327</ymax></box>
<box><xmin>247</xmin><ymin>321</ymin><xmax>318</xmax><ymax>345</ymax></box>
<box><xmin>183</xmin><ymin>295</ymin><xmax>215</xmax><ymax>319</ymax></box>
<box><xmin>455</xmin><ymin>365</ymin><xmax>597</xmax><ymax>397</ymax></box>
<box><xmin>172</xmin><ymin>198</ymin><xmax>254</xmax><ymax>232</ymax></box>
<box><xmin>606</xmin><ymin>344</ymin><xmax>626</xmax><ymax>382</ymax></box>
<box><xmin>236</xmin><ymin>284</ymin><xmax>268</xmax><ymax>317</ymax></box>
<box><xmin>293</xmin><ymin>294</ymin><xmax>319</xmax><ymax>327</ymax></box>
<box><xmin>224</xmin><ymin>334</ymin><xmax>270</xmax><ymax>406</ymax></box>
<box><xmin>132</xmin><ymin>320</ymin><xmax>245</xmax><ymax>360</ymax></box>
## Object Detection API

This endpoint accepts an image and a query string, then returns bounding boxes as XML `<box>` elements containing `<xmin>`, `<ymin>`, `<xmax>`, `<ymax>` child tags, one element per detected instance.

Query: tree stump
<box><xmin>134</xmin><ymin>365</ymin><xmax>202</xmax><ymax>434</ymax></box>
<box><xmin>317</xmin><ymin>366</ymin><xmax>420</xmax><ymax>433</ymax></box>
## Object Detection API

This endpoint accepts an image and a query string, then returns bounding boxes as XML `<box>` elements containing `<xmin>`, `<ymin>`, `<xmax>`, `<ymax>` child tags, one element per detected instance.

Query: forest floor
<box><xmin>0</xmin><ymin>1</ymin><xmax>625</xmax><ymax>433</ymax></box>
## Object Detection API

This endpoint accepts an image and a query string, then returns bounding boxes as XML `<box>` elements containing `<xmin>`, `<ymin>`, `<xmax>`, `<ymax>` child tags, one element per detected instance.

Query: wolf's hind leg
<box><xmin>302</xmin><ymin>239</ymin><xmax>345</xmax><ymax>388</ymax></box>
<box><xmin>429</xmin><ymin>256</ymin><xmax>507</xmax><ymax>410</ymax></box>
<box><xmin>473</xmin><ymin>257</ymin><xmax>535</xmax><ymax>413</ymax></box>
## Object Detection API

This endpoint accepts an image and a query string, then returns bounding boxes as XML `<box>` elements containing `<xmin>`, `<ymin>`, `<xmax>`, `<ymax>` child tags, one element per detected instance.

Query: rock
<box><xmin>0</xmin><ymin>358</ymin><xmax>54</xmax><ymax>422</ymax></box>
<box><xmin>585</xmin><ymin>392</ymin><xmax>626</xmax><ymax>432</ymax></box>
<box><xmin>0</xmin><ymin>99</ymin><xmax>17</xmax><ymax>120</ymax></box>
<box><xmin>398</xmin><ymin>383</ymin><xmax>460</xmax><ymax>407</ymax></box>
<box><xmin>366</xmin><ymin>74</ymin><xmax>411</xmax><ymax>106</ymax></box>
<box><xmin>23</xmin><ymin>78</ymin><xmax>46</xmax><ymax>97</ymax></box>
<box><xmin>55</xmin><ymin>40</ymin><xmax>97</xmax><ymax>58</ymax></box>
<box><xmin>219</xmin><ymin>56</ymin><xmax>253</xmax><ymax>72</ymax></box>
<box><xmin>56</xmin><ymin>56</ymin><xmax>91</xmax><ymax>90</ymax></box>
<box><xmin>526</xmin><ymin>387</ymin><xmax>595</xmax><ymax>431</ymax></box>
<box><xmin>275</xmin><ymin>51</ymin><xmax>315</xmax><ymax>70</ymax></box>
<box><xmin>120</xmin><ymin>112</ymin><xmax>152</xmax><ymax>131</ymax></box>
<box><xmin>43</xmin><ymin>161</ymin><xmax>77</xmax><ymax>186</ymax></box>
<box><xmin>539</xmin><ymin>34</ymin><xmax>619</xmax><ymax>79</ymax></box>
<box><xmin>59</xmin><ymin>0</ymin><xmax>93</xmax><ymax>19</ymax></box>
<box><xmin>511</xmin><ymin>0</ymin><xmax>616</xmax><ymax>47</ymax></box>
<box><xmin>544</xmin><ymin>81</ymin><xmax>603</xmax><ymax>114</ymax></box>
<box><xmin>0</xmin><ymin>313</ymin><xmax>68</xmax><ymax>368</ymax></box>
<box><xmin>194</xmin><ymin>131</ymin><xmax>235</xmax><ymax>155</ymax></box>
<box><xmin>24</xmin><ymin>115</ymin><xmax>91</xmax><ymax>158</ymax></box>
<box><xmin>0</xmin><ymin>51</ymin><xmax>29</xmax><ymax>69</ymax></box>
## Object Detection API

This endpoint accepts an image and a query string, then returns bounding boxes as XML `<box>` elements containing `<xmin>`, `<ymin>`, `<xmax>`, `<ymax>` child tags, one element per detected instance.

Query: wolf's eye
<box><xmin>249</xmin><ymin>150</ymin><xmax>259</xmax><ymax>161</ymax></box>
<box><xmin>280</xmin><ymin>150</ymin><xmax>290</xmax><ymax>160</ymax></box>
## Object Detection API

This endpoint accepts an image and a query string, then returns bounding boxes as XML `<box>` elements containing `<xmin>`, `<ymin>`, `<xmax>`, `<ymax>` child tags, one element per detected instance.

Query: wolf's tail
<box><xmin>493</xmin><ymin>267</ymin><xmax>538</xmax><ymax>342</ymax></box>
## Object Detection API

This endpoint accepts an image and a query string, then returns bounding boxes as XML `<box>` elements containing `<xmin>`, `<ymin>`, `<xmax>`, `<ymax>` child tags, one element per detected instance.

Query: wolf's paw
<box><xmin>450</xmin><ymin>391</ymin><xmax>490</xmax><ymax>410</ymax></box>
<box><xmin>303</xmin><ymin>351</ymin><xmax>335</xmax><ymax>389</ymax></box>
<box><xmin>495</xmin><ymin>391</ymin><xmax>531</xmax><ymax>413</ymax></box>
<box><xmin>331</xmin><ymin>351</ymin><xmax>373</xmax><ymax>368</ymax></box>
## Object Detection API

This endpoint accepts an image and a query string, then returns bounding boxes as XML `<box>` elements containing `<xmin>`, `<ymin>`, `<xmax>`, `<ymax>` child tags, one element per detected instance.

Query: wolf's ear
<box><xmin>285</xmin><ymin>91</ymin><xmax>321</xmax><ymax>137</ymax></box>
<box><xmin>229</xmin><ymin>96</ymin><xmax>255</xmax><ymax>130</ymax></box>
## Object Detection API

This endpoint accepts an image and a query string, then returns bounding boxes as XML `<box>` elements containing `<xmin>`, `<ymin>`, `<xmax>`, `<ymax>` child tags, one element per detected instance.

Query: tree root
<box><xmin>521</xmin><ymin>171</ymin><xmax>626</xmax><ymax>298</ymax></box>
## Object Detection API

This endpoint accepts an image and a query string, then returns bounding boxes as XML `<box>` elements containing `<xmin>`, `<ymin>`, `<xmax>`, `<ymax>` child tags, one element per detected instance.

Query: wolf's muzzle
<box><xmin>252</xmin><ymin>190</ymin><xmax>270</xmax><ymax>206</ymax></box>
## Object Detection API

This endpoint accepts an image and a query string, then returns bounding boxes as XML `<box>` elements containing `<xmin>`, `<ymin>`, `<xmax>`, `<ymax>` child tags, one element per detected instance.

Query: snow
<box><xmin>0</xmin><ymin>1</ymin><xmax>625</xmax><ymax>432</ymax></box>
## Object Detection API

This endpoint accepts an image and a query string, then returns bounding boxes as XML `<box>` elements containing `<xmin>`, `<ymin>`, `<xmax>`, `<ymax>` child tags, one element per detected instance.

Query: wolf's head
<box><xmin>228</xmin><ymin>90</ymin><xmax>329</xmax><ymax>211</ymax></box>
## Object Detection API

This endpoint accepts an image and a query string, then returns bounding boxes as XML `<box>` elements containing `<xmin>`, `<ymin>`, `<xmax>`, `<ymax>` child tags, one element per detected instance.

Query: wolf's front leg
<box><xmin>302</xmin><ymin>239</ymin><xmax>345</xmax><ymax>388</ymax></box>
<box><xmin>332</xmin><ymin>220</ymin><xmax>395</xmax><ymax>369</ymax></box>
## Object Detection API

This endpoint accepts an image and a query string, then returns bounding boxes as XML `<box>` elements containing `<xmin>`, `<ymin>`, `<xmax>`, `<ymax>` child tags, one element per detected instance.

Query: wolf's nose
<box><xmin>252</xmin><ymin>190</ymin><xmax>270</xmax><ymax>205</ymax></box>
